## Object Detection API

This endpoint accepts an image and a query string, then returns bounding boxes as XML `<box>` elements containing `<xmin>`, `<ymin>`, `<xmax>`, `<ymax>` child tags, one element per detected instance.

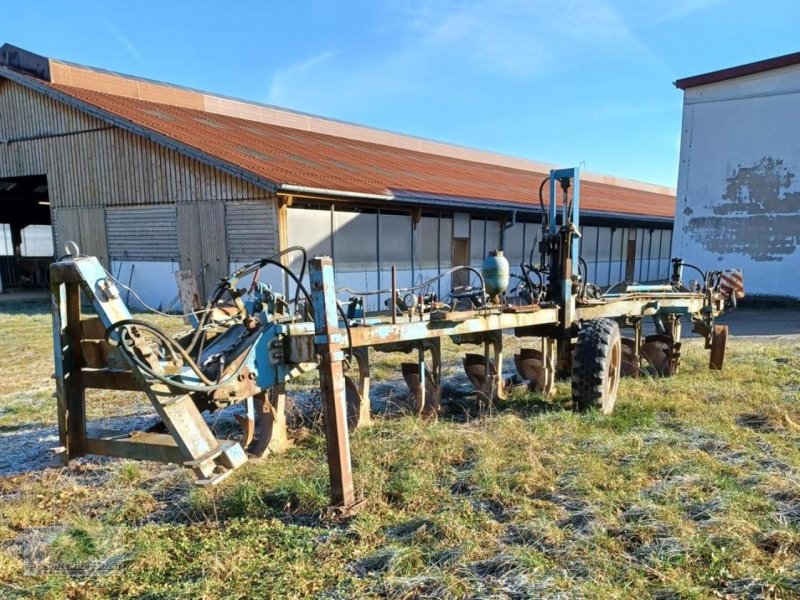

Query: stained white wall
<box><xmin>674</xmin><ymin>64</ymin><xmax>800</xmax><ymax>297</ymax></box>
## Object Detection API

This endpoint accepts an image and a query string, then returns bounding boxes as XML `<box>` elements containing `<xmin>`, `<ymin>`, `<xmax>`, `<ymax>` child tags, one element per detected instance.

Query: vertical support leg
<box><xmin>483</xmin><ymin>340</ymin><xmax>493</xmax><ymax>413</ymax></box>
<box><xmin>417</xmin><ymin>342</ymin><xmax>426</xmax><ymax>413</ymax></box>
<box><xmin>53</xmin><ymin>281</ymin><xmax>87</xmax><ymax>460</ymax></box>
<box><xmin>266</xmin><ymin>386</ymin><xmax>290</xmax><ymax>453</ymax></box>
<box><xmin>355</xmin><ymin>348</ymin><xmax>372</xmax><ymax>428</ymax></box>
<box><xmin>65</xmin><ymin>282</ymin><xmax>86</xmax><ymax>458</ymax></box>
<box><xmin>634</xmin><ymin>321</ymin><xmax>643</xmax><ymax>356</ymax></box>
<box><xmin>540</xmin><ymin>337</ymin><xmax>557</xmax><ymax>398</ymax></box>
<box><xmin>309</xmin><ymin>257</ymin><xmax>357</xmax><ymax>509</ymax></box>
<box><xmin>556</xmin><ymin>337</ymin><xmax>572</xmax><ymax>379</ymax></box>
<box><xmin>492</xmin><ymin>332</ymin><xmax>506</xmax><ymax>401</ymax></box>
<box><xmin>52</xmin><ymin>281</ymin><xmax>69</xmax><ymax>463</ymax></box>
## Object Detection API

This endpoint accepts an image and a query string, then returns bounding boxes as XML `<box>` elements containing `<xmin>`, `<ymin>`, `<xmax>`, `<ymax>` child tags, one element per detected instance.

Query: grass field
<box><xmin>0</xmin><ymin>298</ymin><xmax>799</xmax><ymax>598</ymax></box>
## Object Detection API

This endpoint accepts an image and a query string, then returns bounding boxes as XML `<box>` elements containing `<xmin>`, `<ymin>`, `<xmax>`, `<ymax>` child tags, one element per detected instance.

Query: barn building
<box><xmin>0</xmin><ymin>44</ymin><xmax>676</xmax><ymax>308</ymax></box>
<box><xmin>674</xmin><ymin>51</ymin><xmax>800</xmax><ymax>299</ymax></box>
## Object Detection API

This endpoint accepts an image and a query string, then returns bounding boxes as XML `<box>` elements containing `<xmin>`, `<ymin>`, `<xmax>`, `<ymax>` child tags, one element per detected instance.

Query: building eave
<box><xmin>675</xmin><ymin>51</ymin><xmax>800</xmax><ymax>90</ymax></box>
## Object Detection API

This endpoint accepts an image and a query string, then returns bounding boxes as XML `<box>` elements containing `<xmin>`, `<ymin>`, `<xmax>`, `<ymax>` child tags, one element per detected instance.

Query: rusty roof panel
<box><xmin>47</xmin><ymin>82</ymin><xmax>674</xmax><ymax>219</ymax></box>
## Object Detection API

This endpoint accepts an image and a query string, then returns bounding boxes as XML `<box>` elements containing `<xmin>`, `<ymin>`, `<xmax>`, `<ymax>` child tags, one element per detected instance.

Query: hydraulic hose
<box><xmin>106</xmin><ymin>319</ymin><xmax>268</xmax><ymax>393</ymax></box>
<box><xmin>538</xmin><ymin>177</ymin><xmax>550</xmax><ymax>230</ymax></box>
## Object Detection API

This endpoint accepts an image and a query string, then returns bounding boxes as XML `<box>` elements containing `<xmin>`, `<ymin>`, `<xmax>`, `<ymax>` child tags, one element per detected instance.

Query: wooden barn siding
<box><xmin>53</xmin><ymin>207</ymin><xmax>108</xmax><ymax>265</ymax></box>
<box><xmin>177</xmin><ymin>202</ymin><xmax>230</xmax><ymax>295</ymax></box>
<box><xmin>0</xmin><ymin>79</ymin><xmax>279</xmax><ymax>288</ymax></box>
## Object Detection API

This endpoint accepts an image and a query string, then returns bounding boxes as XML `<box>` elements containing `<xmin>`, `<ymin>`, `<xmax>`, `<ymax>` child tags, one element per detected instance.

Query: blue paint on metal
<box><xmin>310</xmin><ymin>259</ymin><xmax>340</xmax><ymax>332</ymax></box>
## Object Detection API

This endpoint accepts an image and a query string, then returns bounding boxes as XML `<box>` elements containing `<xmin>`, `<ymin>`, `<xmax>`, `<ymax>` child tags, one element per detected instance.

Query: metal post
<box><xmin>377</xmin><ymin>209</ymin><xmax>382</xmax><ymax>312</ymax></box>
<box><xmin>410</xmin><ymin>212</ymin><xmax>415</xmax><ymax>285</ymax></box>
<box><xmin>417</xmin><ymin>342</ymin><xmax>426</xmax><ymax>414</ymax></box>
<box><xmin>540</xmin><ymin>336</ymin><xmax>556</xmax><ymax>397</ymax></box>
<box><xmin>608</xmin><ymin>228</ymin><xmax>615</xmax><ymax>285</ymax></box>
<box><xmin>437</xmin><ymin>212</ymin><xmax>441</xmax><ymax>299</ymax></box>
<box><xmin>309</xmin><ymin>256</ymin><xmax>356</xmax><ymax>508</ymax></box>
<box><xmin>594</xmin><ymin>226</ymin><xmax>601</xmax><ymax>286</ymax></box>
<box><xmin>391</xmin><ymin>266</ymin><xmax>397</xmax><ymax>324</ymax></box>
<box><xmin>330</xmin><ymin>205</ymin><xmax>336</xmax><ymax>265</ymax></box>
<box><xmin>492</xmin><ymin>331</ymin><xmax>505</xmax><ymax>400</ymax></box>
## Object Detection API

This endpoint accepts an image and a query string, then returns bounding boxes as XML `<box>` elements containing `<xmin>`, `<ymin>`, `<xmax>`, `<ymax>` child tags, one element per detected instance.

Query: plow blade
<box><xmin>400</xmin><ymin>363</ymin><xmax>441</xmax><ymax>417</ymax></box>
<box><xmin>235</xmin><ymin>412</ymin><xmax>256</xmax><ymax>449</ymax></box>
<box><xmin>513</xmin><ymin>348</ymin><xmax>548</xmax><ymax>392</ymax></box>
<box><xmin>463</xmin><ymin>353</ymin><xmax>496</xmax><ymax>400</ymax></box>
<box><xmin>641</xmin><ymin>334</ymin><xmax>679</xmax><ymax>376</ymax></box>
<box><xmin>344</xmin><ymin>375</ymin><xmax>365</xmax><ymax>430</ymax></box>
<box><xmin>242</xmin><ymin>391</ymin><xmax>291</xmax><ymax>458</ymax></box>
<box><xmin>620</xmin><ymin>338</ymin><xmax>640</xmax><ymax>377</ymax></box>
<box><xmin>709</xmin><ymin>324</ymin><xmax>728</xmax><ymax>370</ymax></box>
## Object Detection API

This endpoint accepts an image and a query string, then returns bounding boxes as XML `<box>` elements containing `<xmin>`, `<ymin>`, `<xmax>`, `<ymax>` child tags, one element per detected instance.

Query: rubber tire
<box><xmin>572</xmin><ymin>318</ymin><xmax>622</xmax><ymax>414</ymax></box>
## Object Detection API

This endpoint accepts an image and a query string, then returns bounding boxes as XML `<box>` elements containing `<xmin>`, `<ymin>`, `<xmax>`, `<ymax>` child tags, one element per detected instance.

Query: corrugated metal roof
<box><xmin>50</xmin><ymin>83</ymin><xmax>674</xmax><ymax>219</ymax></box>
<box><xmin>0</xmin><ymin>60</ymin><xmax>675</xmax><ymax>219</ymax></box>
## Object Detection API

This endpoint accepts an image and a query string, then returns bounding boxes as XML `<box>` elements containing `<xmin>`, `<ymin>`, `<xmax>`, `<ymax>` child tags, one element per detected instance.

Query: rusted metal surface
<box><xmin>309</xmin><ymin>257</ymin><xmax>357</xmax><ymax>508</ymax></box>
<box><xmin>514</xmin><ymin>348</ymin><xmax>546</xmax><ymax>390</ymax></box>
<box><xmin>620</xmin><ymin>338</ymin><xmax>640</xmax><ymax>377</ymax></box>
<box><xmin>641</xmin><ymin>334</ymin><xmax>679</xmax><ymax>377</ymax></box>
<box><xmin>709</xmin><ymin>324</ymin><xmax>729</xmax><ymax>371</ymax></box>
<box><xmin>345</xmin><ymin>348</ymin><xmax>372</xmax><ymax>429</ymax></box>
<box><xmin>348</xmin><ymin>308</ymin><xmax>561</xmax><ymax>348</ymax></box>
<box><xmin>464</xmin><ymin>353</ymin><xmax>496</xmax><ymax>403</ymax></box>
<box><xmin>241</xmin><ymin>388</ymin><xmax>291</xmax><ymax>457</ymax></box>
<box><xmin>400</xmin><ymin>339</ymin><xmax>442</xmax><ymax>417</ymax></box>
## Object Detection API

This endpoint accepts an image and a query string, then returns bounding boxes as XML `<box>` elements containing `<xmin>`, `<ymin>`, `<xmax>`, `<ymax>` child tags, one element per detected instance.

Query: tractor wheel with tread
<box><xmin>572</xmin><ymin>318</ymin><xmax>622</xmax><ymax>414</ymax></box>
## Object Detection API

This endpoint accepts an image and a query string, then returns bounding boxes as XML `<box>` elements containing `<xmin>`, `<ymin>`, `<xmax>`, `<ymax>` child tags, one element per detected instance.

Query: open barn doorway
<box><xmin>0</xmin><ymin>174</ymin><xmax>53</xmax><ymax>293</ymax></box>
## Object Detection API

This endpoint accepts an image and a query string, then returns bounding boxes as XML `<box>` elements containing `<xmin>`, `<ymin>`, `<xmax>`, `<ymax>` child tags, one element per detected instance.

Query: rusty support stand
<box><xmin>309</xmin><ymin>256</ymin><xmax>357</xmax><ymax>509</ymax></box>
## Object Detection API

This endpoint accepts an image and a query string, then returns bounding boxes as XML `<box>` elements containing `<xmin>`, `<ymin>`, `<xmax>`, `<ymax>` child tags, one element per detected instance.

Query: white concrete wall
<box><xmin>674</xmin><ymin>64</ymin><xmax>800</xmax><ymax>297</ymax></box>
<box><xmin>109</xmin><ymin>260</ymin><xmax>180</xmax><ymax>311</ymax></box>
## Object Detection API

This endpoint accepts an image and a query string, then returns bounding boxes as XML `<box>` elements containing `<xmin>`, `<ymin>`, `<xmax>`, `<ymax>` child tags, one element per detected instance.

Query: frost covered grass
<box><xmin>0</xmin><ymin>299</ymin><xmax>798</xmax><ymax>598</ymax></box>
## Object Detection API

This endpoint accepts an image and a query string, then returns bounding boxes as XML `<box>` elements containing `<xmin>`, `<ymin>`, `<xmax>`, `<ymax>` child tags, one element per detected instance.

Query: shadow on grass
<box><xmin>0</xmin><ymin>297</ymin><xmax>50</xmax><ymax>316</ymax></box>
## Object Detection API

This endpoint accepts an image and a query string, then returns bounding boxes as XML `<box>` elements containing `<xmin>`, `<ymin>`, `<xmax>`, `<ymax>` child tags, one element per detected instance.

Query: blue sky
<box><xmin>1</xmin><ymin>0</ymin><xmax>799</xmax><ymax>187</ymax></box>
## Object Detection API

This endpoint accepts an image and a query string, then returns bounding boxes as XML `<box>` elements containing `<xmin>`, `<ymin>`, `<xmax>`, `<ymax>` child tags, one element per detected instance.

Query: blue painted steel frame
<box><xmin>549</xmin><ymin>166</ymin><xmax>581</xmax><ymax>276</ymax></box>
